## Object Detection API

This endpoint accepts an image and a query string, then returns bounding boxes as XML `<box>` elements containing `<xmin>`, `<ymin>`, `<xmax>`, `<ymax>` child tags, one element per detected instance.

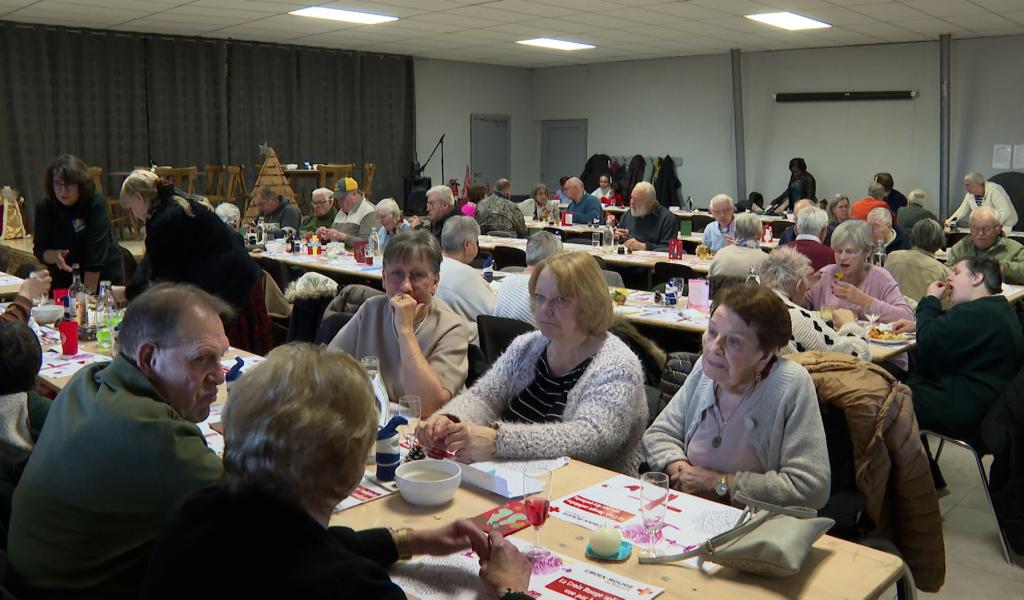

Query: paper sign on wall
<box><xmin>993</xmin><ymin>144</ymin><xmax>1012</xmax><ymax>170</ymax></box>
<box><xmin>1014</xmin><ymin>145</ymin><xmax>1024</xmax><ymax>170</ymax></box>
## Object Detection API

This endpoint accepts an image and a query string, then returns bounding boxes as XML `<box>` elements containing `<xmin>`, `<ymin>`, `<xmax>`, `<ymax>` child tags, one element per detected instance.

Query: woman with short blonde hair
<box><xmin>140</xmin><ymin>343</ymin><xmax>534</xmax><ymax>599</ymax></box>
<box><xmin>374</xmin><ymin>197</ymin><xmax>410</xmax><ymax>251</ymax></box>
<box><xmin>119</xmin><ymin>169</ymin><xmax>272</xmax><ymax>354</ymax></box>
<box><xmin>419</xmin><ymin>251</ymin><xmax>647</xmax><ymax>474</ymax></box>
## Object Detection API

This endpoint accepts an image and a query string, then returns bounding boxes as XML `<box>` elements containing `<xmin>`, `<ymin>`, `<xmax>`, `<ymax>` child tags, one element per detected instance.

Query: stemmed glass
<box><xmin>396</xmin><ymin>395</ymin><xmax>421</xmax><ymax>449</ymax></box>
<box><xmin>865</xmin><ymin>312</ymin><xmax>880</xmax><ymax>327</ymax></box>
<box><xmin>640</xmin><ymin>472</ymin><xmax>670</xmax><ymax>559</ymax></box>
<box><xmin>523</xmin><ymin>468</ymin><xmax>553</xmax><ymax>561</ymax></box>
<box><xmin>360</xmin><ymin>356</ymin><xmax>380</xmax><ymax>382</ymax></box>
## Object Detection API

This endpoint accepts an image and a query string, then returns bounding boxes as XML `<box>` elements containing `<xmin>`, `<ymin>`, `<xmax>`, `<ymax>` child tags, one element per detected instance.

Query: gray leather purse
<box><xmin>638</xmin><ymin>492</ymin><xmax>835</xmax><ymax>577</ymax></box>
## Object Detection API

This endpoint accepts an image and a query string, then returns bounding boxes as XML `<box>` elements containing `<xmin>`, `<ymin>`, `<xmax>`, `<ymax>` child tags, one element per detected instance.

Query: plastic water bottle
<box><xmin>664</xmin><ymin>278</ymin><xmax>678</xmax><ymax>306</ymax></box>
<box><xmin>368</xmin><ymin>228</ymin><xmax>382</xmax><ymax>257</ymax></box>
<box><xmin>96</xmin><ymin>280</ymin><xmax>115</xmax><ymax>349</ymax></box>
<box><xmin>685</xmin><ymin>196</ymin><xmax>694</xmax><ymax>212</ymax></box>
<box><xmin>603</xmin><ymin>222</ymin><xmax>615</xmax><ymax>252</ymax></box>
<box><xmin>483</xmin><ymin>255</ymin><xmax>494</xmax><ymax>283</ymax></box>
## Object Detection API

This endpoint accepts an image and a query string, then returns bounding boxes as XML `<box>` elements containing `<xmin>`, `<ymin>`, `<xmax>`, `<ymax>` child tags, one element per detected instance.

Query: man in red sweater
<box><xmin>850</xmin><ymin>182</ymin><xmax>891</xmax><ymax>220</ymax></box>
<box><xmin>788</xmin><ymin>206</ymin><xmax>835</xmax><ymax>272</ymax></box>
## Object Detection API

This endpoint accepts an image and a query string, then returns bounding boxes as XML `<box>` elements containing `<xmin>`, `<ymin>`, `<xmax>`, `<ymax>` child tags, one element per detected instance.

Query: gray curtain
<box><xmin>0</xmin><ymin>20</ymin><xmax>415</xmax><ymax>224</ymax></box>
<box><xmin>146</xmin><ymin>36</ymin><xmax>229</xmax><ymax>186</ymax></box>
<box><xmin>0</xmin><ymin>22</ymin><xmax>148</xmax><ymax>229</ymax></box>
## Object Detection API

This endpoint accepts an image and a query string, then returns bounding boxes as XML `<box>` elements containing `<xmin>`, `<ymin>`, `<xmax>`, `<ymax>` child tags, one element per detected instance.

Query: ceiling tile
<box><xmin>902</xmin><ymin>0</ymin><xmax>988</xmax><ymax>18</ymax></box>
<box><xmin>687</xmin><ymin>0</ymin><xmax>780</xmax><ymax>16</ymax></box>
<box><xmin>955</xmin><ymin>12</ymin><xmax>1019</xmax><ymax>30</ymax></box>
<box><xmin>847</xmin><ymin>2</ymin><xmax>931</xmax><ymax>21</ymax></box>
<box><xmin>894</xmin><ymin>18</ymin><xmax>965</xmax><ymax>35</ymax></box>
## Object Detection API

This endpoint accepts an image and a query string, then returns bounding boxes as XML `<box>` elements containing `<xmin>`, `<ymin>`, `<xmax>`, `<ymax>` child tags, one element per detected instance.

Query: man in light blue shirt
<box><xmin>563</xmin><ymin>177</ymin><xmax>603</xmax><ymax>225</ymax></box>
<box><xmin>702</xmin><ymin>193</ymin><xmax>737</xmax><ymax>252</ymax></box>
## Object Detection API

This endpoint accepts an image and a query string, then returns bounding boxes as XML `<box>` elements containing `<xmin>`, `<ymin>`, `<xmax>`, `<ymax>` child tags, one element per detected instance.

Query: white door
<box><xmin>470</xmin><ymin>114</ymin><xmax>510</xmax><ymax>190</ymax></box>
<box><xmin>541</xmin><ymin>119</ymin><xmax>588</xmax><ymax>194</ymax></box>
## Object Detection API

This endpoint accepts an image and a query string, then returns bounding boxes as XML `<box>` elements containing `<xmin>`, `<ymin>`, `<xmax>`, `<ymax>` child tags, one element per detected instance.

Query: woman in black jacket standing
<box><xmin>33</xmin><ymin>154</ymin><xmax>124</xmax><ymax>290</ymax></box>
<box><xmin>119</xmin><ymin>169</ymin><xmax>272</xmax><ymax>354</ymax></box>
<box><xmin>767</xmin><ymin>157</ymin><xmax>816</xmax><ymax>214</ymax></box>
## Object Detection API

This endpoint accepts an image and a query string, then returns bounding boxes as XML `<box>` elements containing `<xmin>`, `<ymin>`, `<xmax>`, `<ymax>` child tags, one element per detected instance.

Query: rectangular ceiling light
<box><xmin>517</xmin><ymin>38</ymin><xmax>595</xmax><ymax>51</ymax></box>
<box><xmin>289</xmin><ymin>6</ymin><xmax>398</xmax><ymax>24</ymax></box>
<box><xmin>745</xmin><ymin>12</ymin><xmax>830</xmax><ymax>31</ymax></box>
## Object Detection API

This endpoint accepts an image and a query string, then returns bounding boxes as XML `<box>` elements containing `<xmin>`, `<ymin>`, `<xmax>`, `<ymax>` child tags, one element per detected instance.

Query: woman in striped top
<box><xmin>417</xmin><ymin>251</ymin><xmax>647</xmax><ymax>475</ymax></box>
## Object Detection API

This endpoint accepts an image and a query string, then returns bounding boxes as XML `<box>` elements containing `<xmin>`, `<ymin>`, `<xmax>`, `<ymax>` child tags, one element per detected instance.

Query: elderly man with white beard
<box><xmin>613</xmin><ymin>181</ymin><xmax>678</xmax><ymax>251</ymax></box>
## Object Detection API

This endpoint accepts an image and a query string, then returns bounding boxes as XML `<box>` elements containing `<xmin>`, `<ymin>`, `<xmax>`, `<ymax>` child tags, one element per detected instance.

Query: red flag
<box><xmin>461</xmin><ymin>165</ymin><xmax>472</xmax><ymax>202</ymax></box>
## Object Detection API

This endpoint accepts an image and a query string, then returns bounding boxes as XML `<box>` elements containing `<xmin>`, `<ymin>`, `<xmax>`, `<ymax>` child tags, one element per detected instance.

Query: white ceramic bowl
<box><xmin>395</xmin><ymin>459</ymin><xmax>462</xmax><ymax>507</ymax></box>
<box><xmin>32</xmin><ymin>304</ymin><xmax>63</xmax><ymax>325</ymax></box>
<box><xmin>285</xmin><ymin>163</ymin><xmax>299</xmax><ymax>170</ymax></box>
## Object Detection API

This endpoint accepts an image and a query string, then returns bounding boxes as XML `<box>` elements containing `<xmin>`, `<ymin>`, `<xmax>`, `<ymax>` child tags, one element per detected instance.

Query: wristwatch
<box><xmin>393</xmin><ymin>527</ymin><xmax>414</xmax><ymax>560</ymax></box>
<box><xmin>714</xmin><ymin>476</ymin><xmax>729</xmax><ymax>497</ymax></box>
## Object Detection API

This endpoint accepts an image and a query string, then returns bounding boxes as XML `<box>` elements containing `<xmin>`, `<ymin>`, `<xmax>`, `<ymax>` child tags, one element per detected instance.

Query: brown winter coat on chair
<box><xmin>787</xmin><ymin>352</ymin><xmax>945</xmax><ymax>592</ymax></box>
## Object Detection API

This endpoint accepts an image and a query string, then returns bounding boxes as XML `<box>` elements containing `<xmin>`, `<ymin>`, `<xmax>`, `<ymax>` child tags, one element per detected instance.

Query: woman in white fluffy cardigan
<box><xmin>418</xmin><ymin>251</ymin><xmax>647</xmax><ymax>475</ymax></box>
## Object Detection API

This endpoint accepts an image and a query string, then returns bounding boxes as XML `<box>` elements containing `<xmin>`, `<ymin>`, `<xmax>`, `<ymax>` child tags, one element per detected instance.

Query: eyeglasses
<box><xmin>311</xmin><ymin>199</ymin><xmax>332</xmax><ymax>206</ymax></box>
<box><xmin>53</xmin><ymin>180</ymin><xmax>76</xmax><ymax>191</ymax></box>
<box><xmin>384</xmin><ymin>269</ymin><xmax>432</xmax><ymax>286</ymax></box>
<box><xmin>970</xmin><ymin>225</ymin><xmax>997</xmax><ymax>234</ymax></box>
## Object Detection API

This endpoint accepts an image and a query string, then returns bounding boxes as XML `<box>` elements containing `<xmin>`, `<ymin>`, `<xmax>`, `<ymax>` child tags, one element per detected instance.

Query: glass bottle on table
<box><xmin>368</xmin><ymin>228</ymin><xmax>382</xmax><ymax>257</ymax></box>
<box><xmin>68</xmin><ymin>264</ymin><xmax>88</xmax><ymax>326</ymax></box>
<box><xmin>95</xmin><ymin>280</ymin><xmax>115</xmax><ymax>350</ymax></box>
<box><xmin>872</xmin><ymin>239</ymin><xmax>887</xmax><ymax>267</ymax></box>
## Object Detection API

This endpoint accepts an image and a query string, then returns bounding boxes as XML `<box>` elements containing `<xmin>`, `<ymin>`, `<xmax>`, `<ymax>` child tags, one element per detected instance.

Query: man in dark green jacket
<box><xmin>8</xmin><ymin>284</ymin><xmax>230</xmax><ymax>598</ymax></box>
<box><xmin>299</xmin><ymin>186</ymin><xmax>339</xmax><ymax>234</ymax></box>
<box><xmin>907</xmin><ymin>256</ymin><xmax>1024</xmax><ymax>438</ymax></box>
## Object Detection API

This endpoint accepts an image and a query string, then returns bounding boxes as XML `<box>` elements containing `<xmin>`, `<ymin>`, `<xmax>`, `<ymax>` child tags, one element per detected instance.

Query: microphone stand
<box><xmin>419</xmin><ymin>134</ymin><xmax>445</xmax><ymax>183</ymax></box>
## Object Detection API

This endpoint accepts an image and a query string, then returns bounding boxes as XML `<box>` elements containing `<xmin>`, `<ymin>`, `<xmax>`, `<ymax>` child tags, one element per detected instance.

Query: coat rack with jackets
<box><xmin>579</xmin><ymin>153</ymin><xmax>683</xmax><ymax>209</ymax></box>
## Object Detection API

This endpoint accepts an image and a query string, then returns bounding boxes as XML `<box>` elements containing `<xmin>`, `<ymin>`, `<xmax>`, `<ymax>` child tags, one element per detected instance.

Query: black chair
<box><xmin>770</xmin><ymin>219</ymin><xmax>791</xmax><ymax>240</ymax></box>
<box><xmin>990</xmin><ymin>171</ymin><xmax>1024</xmax><ymax>232</ymax></box>
<box><xmin>119</xmin><ymin>246</ymin><xmax>138</xmax><ymax>283</ymax></box>
<box><xmin>477</xmin><ymin>315</ymin><xmax>535</xmax><ymax>364</ymax></box>
<box><xmin>486</xmin><ymin>230</ymin><xmax>515</xmax><ymax>238</ymax></box>
<box><xmin>602</xmin><ymin>270</ymin><xmax>624</xmax><ymax>287</ymax></box>
<box><xmin>652</xmin><ymin>262</ymin><xmax>698</xmax><ymax>286</ymax></box>
<box><xmin>542</xmin><ymin>227</ymin><xmax>564</xmax><ymax>239</ymax></box>
<box><xmin>256</xmin><ymin>257</ymin><xmax>291</xmax><ymax>292</ymax></box>
<box><xmin>590</xmin><ymin>255</ymin><xmax>607</xmax><ymax>270</ymax></box>
<box><xmin>691</xmin><ymin>213</ymin><xmax>714</xmax><ymax>232</ymax></box>
<box><xmin>491</xmin><ymin>246</ymin><xmax>527</xmax><ymax>271</ymax></box>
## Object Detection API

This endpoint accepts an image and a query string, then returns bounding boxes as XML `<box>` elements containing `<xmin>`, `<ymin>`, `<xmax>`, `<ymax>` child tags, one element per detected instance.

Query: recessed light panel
<box><xmin>289</xmin><ymin>6</ymin><xmax>398</xmax><ymax>25</ymax></box>
<box><xmin>745</xmin><ymin>12</ymin><xmax>831</xmax><ymax>31</ymax></box>
<box><xmin>517</xmin><ymin>38</ymin><xmax>596</xmax><ymax>51</ymax></box>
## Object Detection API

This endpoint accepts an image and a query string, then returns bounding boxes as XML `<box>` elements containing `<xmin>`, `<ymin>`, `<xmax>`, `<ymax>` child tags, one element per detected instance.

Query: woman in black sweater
<box><xmin>140</xmin><ymin>344</ymin><xmax>533</xmax><ymax>600</ymax></box>
<box><xmin>33</xmin><ymin>154</ymin><xmax>124</xmax><ymax>290</ymax></box>
<box><xmin>119</xmin><ymin>169</ymin><xmax>272</xmax><ymax>354</ymax></box>
<box><xmin>767</xmin><ymin>157</ymin><xmax>816</xmax><ymax>214</ymax></box>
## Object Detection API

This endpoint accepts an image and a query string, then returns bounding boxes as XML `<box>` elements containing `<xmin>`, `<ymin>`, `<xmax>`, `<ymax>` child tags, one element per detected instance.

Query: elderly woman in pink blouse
<box><xmin>805</xmin><ymin>219</ymin><xmax>914</xmax><ymax>368</ymax></box>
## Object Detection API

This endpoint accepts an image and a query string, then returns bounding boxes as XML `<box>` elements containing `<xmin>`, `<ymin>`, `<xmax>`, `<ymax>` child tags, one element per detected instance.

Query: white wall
<box><xmin>952</xmin><ymin>35</ymin><xmax>1024</xmax><ymax>194</ymax></box>
<box><xmin>530</xmin><ymin>54</ymin><xmax>736</xmax><ymax>207</ymax></box>
<box><xmin>414</xmin><ymin>58</ymin><xmax>538</xmax><ymax>195</ymax></box>
<box><xmin>743</xmin><ymin>42</ymin><xmax>940</xmax><ymax>212</ymax></box>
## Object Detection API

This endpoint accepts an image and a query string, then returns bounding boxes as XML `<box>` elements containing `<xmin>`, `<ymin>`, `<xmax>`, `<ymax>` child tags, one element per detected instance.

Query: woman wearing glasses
<box><xmin>33</xmin><ymin>154</ymin><xmax>124</xmax><ymax>290</ymax></box>
<box><xmin>329</xmin><ymin>230</ymin><xmax>469</xmax><ymax>415</ymax></box>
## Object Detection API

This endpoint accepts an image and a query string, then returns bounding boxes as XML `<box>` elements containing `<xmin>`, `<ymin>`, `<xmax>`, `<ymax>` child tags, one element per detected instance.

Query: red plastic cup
<box><xmin>53</xmin><ymin>288</ymin><xmax>69</xmax><ymax>306</ymax></box>
<box><xmin>58</xmin><ymin>320</ymin><xmax>79</xmax><ymax>355</ymax></box>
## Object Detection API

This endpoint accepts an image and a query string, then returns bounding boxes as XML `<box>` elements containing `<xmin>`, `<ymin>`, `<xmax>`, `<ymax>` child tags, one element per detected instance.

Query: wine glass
<box><xmin>397</xmin><ymin>395</ymin><xmax>421</xmax><ymax>449</ymax></box>
<box><xmin>523</xmin><ymin>468</ymin><xmax>553</xmax><ymax>561</ymax></box>
<box><xmin>865</xmin><ymin>312</ymin><xmax>880</xmax><ymax>327</ymax></box>
<box><xmin>360</xmin><ymin>356</ymin><xmax>380</xmax><ymax>382</ymax></box>
<box><xmin>640</xmin><ymin>472</ymin><xmax>670</xmax><ymax>559</ymax></box>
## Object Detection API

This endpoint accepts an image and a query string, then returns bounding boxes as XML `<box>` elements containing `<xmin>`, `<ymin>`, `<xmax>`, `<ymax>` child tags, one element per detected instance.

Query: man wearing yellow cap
<box><xmin>317</xmin><ymin>177</ymin><xmax>380</xmax><ymax>248</ymax></box>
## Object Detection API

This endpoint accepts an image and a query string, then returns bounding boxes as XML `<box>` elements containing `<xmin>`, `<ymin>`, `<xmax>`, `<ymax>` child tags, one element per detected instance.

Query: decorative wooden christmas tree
<box><xmin>244</xmin><ymin>145</ymin><xmax>297</xmax><ymax>221</ymax></box>
<box><xmin>1</xmin><ymin>186</ymin><xmax>27</xmax><ymax>240</ymax></box>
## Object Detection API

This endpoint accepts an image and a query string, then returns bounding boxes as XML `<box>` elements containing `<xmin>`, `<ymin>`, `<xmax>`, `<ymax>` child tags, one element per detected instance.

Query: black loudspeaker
<box><xmin>404</xmin><ymin>176</ymin><xmax>431</xmax><ymax>216</ymax></box>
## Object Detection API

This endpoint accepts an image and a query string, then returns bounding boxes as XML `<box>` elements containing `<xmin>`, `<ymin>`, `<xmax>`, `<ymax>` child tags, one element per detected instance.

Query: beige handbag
<box><xmin>639</xmin><ymin>492</ymin><xmax>835</xmax><ymax>577</ymax></box>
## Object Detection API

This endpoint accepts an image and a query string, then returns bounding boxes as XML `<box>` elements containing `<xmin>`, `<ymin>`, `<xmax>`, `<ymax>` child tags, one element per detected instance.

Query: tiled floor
<box><xmin>900</xmin><ymin>442</ymin><xmax>1024</xmax><ymax>599</ymax></box>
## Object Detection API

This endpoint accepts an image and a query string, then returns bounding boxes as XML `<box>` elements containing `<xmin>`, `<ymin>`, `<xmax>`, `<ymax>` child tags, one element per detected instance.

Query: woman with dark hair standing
<box><xmin>33</xmin><ymin>154</ymin><xmax>124</xmax><ymax>290</ymax></box>
<box><xmin>767</xmin><ymin>157</ymin><xmax>816</xmax><ymax>215</ymax></box>
<box><xmin>118</xmin><ymin>169</ymin><xmax>272</xmax><ymax>354</ymax></box>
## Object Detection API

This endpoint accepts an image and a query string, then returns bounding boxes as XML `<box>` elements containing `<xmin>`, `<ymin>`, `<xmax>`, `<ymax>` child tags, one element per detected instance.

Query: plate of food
<box><xmin>867</xmin><ymin>326</ymin><xmax>909</xmax><ymax>345</ymax></box>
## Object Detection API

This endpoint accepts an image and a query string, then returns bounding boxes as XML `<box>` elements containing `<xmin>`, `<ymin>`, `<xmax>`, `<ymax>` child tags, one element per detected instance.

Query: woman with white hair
<box><xmin>140</xmin><ymin>344</ymin><xmax>533</xmax><ymax>599</ymax></box>
<box><xmin>374</xmin><ymin>197</ymin><xmax>410</xmax><ymax>251</ymax></box>
<box><xmin>760</xmin><ymin>247</ymin><xmax>870</xmax><ymax>360</ymax></box>
<box><xmin>214</xmin><ymin>202</ymin><xmax>241</xmax><ymax>230</ymax></box>
<box><xmin>708</xmin><ymin>212</ymin><xmax>767</xmax><ymax>279</ymax></box>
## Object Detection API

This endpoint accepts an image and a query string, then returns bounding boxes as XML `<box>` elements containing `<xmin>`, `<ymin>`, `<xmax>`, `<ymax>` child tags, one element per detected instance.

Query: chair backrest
<box><xmin>119</xmin><ymin>245</ymin><xmax>138</xmax><ymax>282</ymax></box>
<box><xmin>477</xmin><ymin>314</ymin><xmax>535</xmax><ymax>364</ymax></box>
<box><xmin>204</xmin><ymin>165</ymin><xmax>226</xmax><ymax>201</ymax></box>
<box><xmin>771</xmin><ymin>219</ymin><xmax>791</xmax><ymax>239</ymax></box>
<box><xmin>317</xmin><ymin>163</ymin><xmax>354</xmax><ymax>191</ymax></box>
<box><xmin>154</xmin><ymin>166</ymin><xmax>198</xmax><ymax>194</ymax></box>
<box><xmin>88</xmin><ymin>166</ymin><xmax>103</xmax><ymax>194</ymax></box>
<box><xmin>316</xmin><ymin>284</ymin><xmax>386</xmax><ymax>344</ymax></box>
<box><xmin>362</xmin><ymin>162</ymin><xmax>376</xmax><ymax>197</ymax></box>
<box><xmin>590</xmin><ymin>254</ymin><xmax>607</xmax><ymax>270</ymax></box>
<box><xmin>989</xmin><ymin>172</ymin><xmax>1024</xmax><ymax>231</ymax></box>
<box><xmin>652</xmin><ymin>261</ymin><xmax>697</xmax><ymax>285</ymax></box>
<box><xmin>691</xmin><ymin>213</ymin><xmax>715</xmax><ymax>232</ymax></box>
<box><xmin>602</xmin><ymin>269</ymin><xmax>624</xmax><ymax>287</ymax></box>
<box><xmin>491</xmin><ymin>246</ymin><xmax>526</xmax><ymax>271</ymax></box>
<box><xmin>486</xmin><ymin>230</ymin><xmax>515</xmax><ymax>238</ymax></box>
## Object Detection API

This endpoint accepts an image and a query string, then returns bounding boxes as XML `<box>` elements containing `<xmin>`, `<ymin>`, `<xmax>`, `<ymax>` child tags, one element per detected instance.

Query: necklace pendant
<box><xmin>712</xmin><ymin>435</ymin><xmax>721</xmax><ymax>448</ymax></box>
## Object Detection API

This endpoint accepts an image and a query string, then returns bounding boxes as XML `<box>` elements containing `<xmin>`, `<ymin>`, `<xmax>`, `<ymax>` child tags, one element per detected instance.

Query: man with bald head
<box><xmin>778</xmin><ymin>198</ymin><xmax>834</xmax><ymax>246</ymax></box>
<box><xmin>947</xmin><ymin>206</ymin><xmax>1024</xmax><ymax>284</ymax></box>
<box><xmin>562</xmin><ymin>177</ymin><xmax>603</xmax><ymax>225</ymax></box>
<box><xmin>476</xmin><ymin>178</ymin><xmax>526</xmax><ymax>237</ymax></box>
<box><xmin>614</xmin><ymin>181</ymin><xmax>677</xmax><ymax>251</ymax></box>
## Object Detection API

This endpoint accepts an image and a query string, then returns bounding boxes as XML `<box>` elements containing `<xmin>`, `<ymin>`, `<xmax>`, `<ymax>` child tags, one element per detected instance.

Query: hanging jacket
<box><xmin>579</xmin><ymin>154</ymin><xmax>611</xmax><ymax>193</ymax></box>
<box><xmin>981</xmin><ymin>364</ymin><xmax>1024</xmax><ymax>555</ymax></box>
<box><xmin>622</xmin><ymin>155</ymin><xmax>646</xmax><ymax>201</ymax></box>
<box><xmin>787</xmin><ymin>352</ymin><xmax>945</xmax><ymax>593</ymax></box>
<box><xmin>654</xmin><ymin>155</ymin><xmax>682</xmax><ymax>208</ymax></box>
